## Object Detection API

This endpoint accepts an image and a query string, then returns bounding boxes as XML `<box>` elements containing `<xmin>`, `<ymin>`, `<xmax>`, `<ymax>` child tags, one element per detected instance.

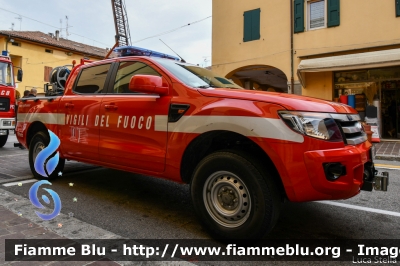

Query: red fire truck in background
<box><xmin>0</xmin><ymin>50</ymin><xmax>22</xmax><ymax>147</ymax></box>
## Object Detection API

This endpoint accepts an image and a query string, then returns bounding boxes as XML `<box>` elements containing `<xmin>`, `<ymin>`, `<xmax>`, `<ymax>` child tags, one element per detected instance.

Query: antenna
<box><xmin>159</xmin><ymin>39</ymin><xmax>186</xmax><ymax>63</ymax></box>
<box><xmin>65</xmin><ymin>16</ymin><xmax>72</xmax><ymax>39</ymax></box>
<box><xmin>59</xmin><ymin>19</ymin><xmax>63</xmax><ymax>38</ymax></box>
<box><xmin>15</xmin><ymin>15</ymin><xmax>22</xmax><ymax>31</ymax></box>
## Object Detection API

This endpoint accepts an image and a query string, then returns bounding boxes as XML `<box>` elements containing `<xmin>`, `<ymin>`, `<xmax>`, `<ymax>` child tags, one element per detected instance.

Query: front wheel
<box><xmin>191</xmin><ymin>151</ymin><xmax>281</xmax><ymax>240</ymax></box>
<box><xmin>29</xmin><ymin>131</ymin><xmax>65</xmax><ymax>180</ymax></box>
<box><xmin>0</xmin><ymin>130</ymin><xmax>8</xmax><ymax>148</ymax></box>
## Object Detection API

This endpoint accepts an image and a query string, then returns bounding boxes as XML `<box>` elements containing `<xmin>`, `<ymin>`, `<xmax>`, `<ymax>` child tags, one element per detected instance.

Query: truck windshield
<box><xmin>153</xmin><ymin>58</ymin><xmax>243</xmax><ymax>89</ymax></box>
<box><xmin>0</xmin><ymin>62</ymin><xmax>13</xmax><ymax>87</ymax></box>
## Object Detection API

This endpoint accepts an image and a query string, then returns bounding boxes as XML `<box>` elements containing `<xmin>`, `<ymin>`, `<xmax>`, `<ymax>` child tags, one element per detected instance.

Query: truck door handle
<box><xmin>104</xmin><ymin>104</ymin><xmax>118</xmax><ymax>110</ymax></box>
<box><xmin>65</xmin><ymin>103</ymin><xmax>74</xmax><ymax>108</ymax></box>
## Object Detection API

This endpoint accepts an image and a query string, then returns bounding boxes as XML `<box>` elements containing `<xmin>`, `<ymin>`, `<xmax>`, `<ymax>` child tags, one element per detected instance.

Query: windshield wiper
<box><xmin>196</xmin><ymin>85</ymin><xmax>211</xmax><ymax>89</ymax></box>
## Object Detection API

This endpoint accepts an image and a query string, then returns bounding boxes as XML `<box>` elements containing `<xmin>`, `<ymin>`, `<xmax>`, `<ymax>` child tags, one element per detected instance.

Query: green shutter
<box><xmin>244</xmin><ymin>11</ymin><xmax>253</xmax><ymax>42</ymax></box>
<box><xmin>328</xmin><ymin>0</ymin><xmax>340</xmax><ymax>27</ymax></box>
<box><xmin>252</xmin><ymin>9</ymin><xmax>261</xmax><ymax>40</ymax></box>
<box><xmin>294</xmin><ymin>0</ymin><xmax>304</xmax><ymax>33</ymax></box>
<box><xmin>397</xmin><ymin>0</ymin><xmax>400</xmax><ymax>17</ymax></box>
<box><xmin>243</xmin><ymin>9</ymin><xmax>261</xmax><ymax>42</ymax></box>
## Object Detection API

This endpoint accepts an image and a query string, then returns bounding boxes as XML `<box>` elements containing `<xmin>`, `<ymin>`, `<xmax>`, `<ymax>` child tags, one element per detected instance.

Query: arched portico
<box><xmin>226</xmin><ymin>65</ymin><xmax>288</xmax><ymax>93</ymax></box>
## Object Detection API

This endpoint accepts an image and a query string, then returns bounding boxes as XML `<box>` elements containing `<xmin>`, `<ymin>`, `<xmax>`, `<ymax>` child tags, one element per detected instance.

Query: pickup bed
<box><xmin>16</xmin><ymin>54</ymin><xmax>388</xmax><ymax>240</ymax></box>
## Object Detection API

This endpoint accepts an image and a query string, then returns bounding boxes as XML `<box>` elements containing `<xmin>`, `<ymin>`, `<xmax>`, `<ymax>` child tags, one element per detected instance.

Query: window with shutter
<box><xmin>305</xmin><ymin>0</ymin><xmax>340</xmax><ymax>30</ymax></box>
<box><xmin>294</xmin><ymin>0</ymin><xmax>305</xmax><ymax>33</ymax></box>
<box><xmin>396</xmin><ymin>0</ymin><xmax>400</xmax><ymax>17</ymax></box>
<box><xmin>327</xmin><ymin>0</ymin><xmax>340</xmax><ymax>27</ymax></box>
<box><xmin>243</xmin><ymin>8</ymin><xmax>261</xmax><ymax>42</ymax></box>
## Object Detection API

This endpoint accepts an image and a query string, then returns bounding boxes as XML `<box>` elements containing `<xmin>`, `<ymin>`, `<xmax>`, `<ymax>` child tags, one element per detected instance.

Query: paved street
<box><xmin>0</xmin><ymin>132</ymin><xmax>400</xmax><ymax>265</ymax></box>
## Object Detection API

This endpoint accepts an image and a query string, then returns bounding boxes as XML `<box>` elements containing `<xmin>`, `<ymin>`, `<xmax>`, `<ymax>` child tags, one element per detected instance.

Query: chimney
<box><xmin>55</xmin><ymin>30</ymin><xmax>60</xmax><ymax>41</ymax></box>
<box><xmin>48</xmin><ymin>32</ymin><xmax>54</xmax><ymax>38</ymax></box>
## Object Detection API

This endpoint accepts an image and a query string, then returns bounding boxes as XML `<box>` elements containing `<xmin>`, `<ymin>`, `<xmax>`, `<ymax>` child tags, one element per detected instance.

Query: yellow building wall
<box><xmin>302</xmin><ymin>71</ymin><xmax>333</xmax><ymax>100</ymax></box>
<box><xmin>213</xmin><ymin>0</ymin><xmax>400</xmax><ymax>98</ymax></box>
<box><xmin>212</xmin><ymin>0</ymin><xmax>292</xmax><ymax>80</ymax></box>
<box><xmin>294</xmin><ymin>0</ymin><xmax>400</xmax><ymax>58</ymax></box>
<box><xmin>295</xmin><ymin>0</ymin><xmax>400</xmax><ymax>98</ymax></box>
<box><xmin>0</xmin><ymin>36</ymin><xmax>100</xmax><ymax>96</ymax></box>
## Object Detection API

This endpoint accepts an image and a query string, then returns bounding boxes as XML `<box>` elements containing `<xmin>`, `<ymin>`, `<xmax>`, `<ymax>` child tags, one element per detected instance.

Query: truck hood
<box><xmin>198</xmin><ymin>88</ymin><xmax>356</xmax><ymax>114</ymax></box>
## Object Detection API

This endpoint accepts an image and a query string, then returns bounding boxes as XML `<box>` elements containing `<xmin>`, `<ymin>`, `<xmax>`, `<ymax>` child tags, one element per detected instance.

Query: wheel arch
<box><xmin>26</xmin><ymin>121</ymin><xmax>48</xmax><ymax>149</ymax></box>
<box><xmin>180</xmin><ymin>130</ymin><xmax>287</xmax><ymax>199</ymax></box>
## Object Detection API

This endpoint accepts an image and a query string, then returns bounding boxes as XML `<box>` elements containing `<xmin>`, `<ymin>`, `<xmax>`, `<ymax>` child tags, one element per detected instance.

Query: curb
<box><xmin>375</xmin><ymin>155</ymin><xmax>400</xmax><ymax>162</ymax></box>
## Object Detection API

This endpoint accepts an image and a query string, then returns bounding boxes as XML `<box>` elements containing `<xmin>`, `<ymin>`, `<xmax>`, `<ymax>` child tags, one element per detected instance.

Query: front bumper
<box><xmin>0</xmin><ymin>118</ymin><xmax>15</xmax><ymax>130</ymax></box>
<box><xmin>303</xmin><ymin>141</ymin><xmax>388</xmax><ymax>200</ymax></box>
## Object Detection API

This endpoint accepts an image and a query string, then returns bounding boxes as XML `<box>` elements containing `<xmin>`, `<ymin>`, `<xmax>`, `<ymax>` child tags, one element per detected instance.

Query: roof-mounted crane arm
<box><xmin>106</xmin><ymin>0</ymin><xmax>131</xmax><ymax>59</ymax></box>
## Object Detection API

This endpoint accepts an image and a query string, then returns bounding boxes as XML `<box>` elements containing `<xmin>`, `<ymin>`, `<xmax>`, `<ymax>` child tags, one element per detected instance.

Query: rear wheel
<box><xmin>0</xmin><ymin>130</ymin><xmax>8</xmax><ymax>148</ymax></box>
<box><xmin>29</xmin><ymin>131</ymin><xmax>65</xmax><ymax>180</ymax></box>
<box><xmin>191</xmin><ymin>151</ymin><xmax>281</xmax><ymax>240</ymax></box>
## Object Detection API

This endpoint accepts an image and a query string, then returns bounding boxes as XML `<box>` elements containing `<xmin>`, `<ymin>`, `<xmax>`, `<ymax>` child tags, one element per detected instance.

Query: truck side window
<box><xmin>74</xmin><ymin>64</ymin><xmax>111</xmax><ymax>94</ymax></box>
<box><xmin>113</xmin><ymin>61</ymin><xmax>161</xmax><ymax>94</ymax></box>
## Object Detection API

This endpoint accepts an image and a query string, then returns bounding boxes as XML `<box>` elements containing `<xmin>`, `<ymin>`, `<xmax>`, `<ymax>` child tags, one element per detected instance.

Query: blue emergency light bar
<box><xmin>114</xmin><ymin>46</ymin><xmax>180</xmax><ymax>61</ymax></box>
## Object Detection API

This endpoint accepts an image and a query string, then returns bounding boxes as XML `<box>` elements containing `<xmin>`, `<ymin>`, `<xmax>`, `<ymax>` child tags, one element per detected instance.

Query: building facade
<box><xmin>0</xmin><ymin>30</ymin><xmax>108</xmax><ymax>96</ymax></box>
<box><xmin>212</xmin><ymin>0</ymin><xmax>400</xmax><ymax>139</ymax></box>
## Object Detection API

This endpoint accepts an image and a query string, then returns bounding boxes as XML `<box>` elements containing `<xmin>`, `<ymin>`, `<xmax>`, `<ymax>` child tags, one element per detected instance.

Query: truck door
<box><xmin>99</xmin><ymin>61</ymin><xmax>170</xmax><ymax>172</ymax></box>
<box><xmin>59</xmin><ymin>63</ymin><xmax>112</xmax><ymax>160</ymax></box>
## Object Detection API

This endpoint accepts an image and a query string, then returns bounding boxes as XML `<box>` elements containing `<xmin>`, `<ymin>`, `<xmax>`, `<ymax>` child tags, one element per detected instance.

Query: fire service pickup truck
<box><xmin>16</xmin><ymin>46</ymin><xmax>388</xmax><ymax>240</ymax></box>
<box><xmin>0</xmin><ymin>50</ymin><xmax>22</xmax><ymax>147</ymax></box>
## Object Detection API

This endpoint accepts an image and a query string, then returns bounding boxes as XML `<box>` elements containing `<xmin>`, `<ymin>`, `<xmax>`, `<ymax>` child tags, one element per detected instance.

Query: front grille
<box><xmin>331</xmin><ymin>114</ymin><xmax>367</xmax><ymax>145</ymax></box>
<box><xmin>0</xmin><ymin>98</ymin><xmax>10</xmax><ymax>112</ymax></box>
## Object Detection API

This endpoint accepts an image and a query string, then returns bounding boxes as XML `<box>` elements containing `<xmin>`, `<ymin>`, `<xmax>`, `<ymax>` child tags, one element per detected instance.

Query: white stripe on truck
<box><xmin>17</xmin><ymin>113</ymin><xmax>65</xmax><ymax>125</ymax></box>
<box><xmin>18</xmin><ymin>113</ymin><xmax>304</xmax><ymax>143</ymax></box>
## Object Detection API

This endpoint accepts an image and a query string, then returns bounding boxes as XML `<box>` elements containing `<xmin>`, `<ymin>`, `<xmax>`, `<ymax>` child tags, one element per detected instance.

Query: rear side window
<box><xmin>74</xmin><ymin>64</ymin><xmax>111</xmax><ymax>94</ymax></box>
<box><xmin>113</xmin><ymin>61</ymin><xmax>160</xmax><ymax>94</ymax></box>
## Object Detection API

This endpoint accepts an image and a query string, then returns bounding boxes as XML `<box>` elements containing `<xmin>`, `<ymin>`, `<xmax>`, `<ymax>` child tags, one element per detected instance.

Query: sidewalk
<box><xmin>0</xmin><ymin>133</ymin><xmax>121</xmax><ymax>264</ymax></box>
<box><xmin>0</xmin><ymin>205</ymin><xmax>119</xmax><ymax>265</ymax></box>
<box><xmin>374</xmin><ymin>141</ymin><xmax>400</xmax><ymax>161</ymax></box>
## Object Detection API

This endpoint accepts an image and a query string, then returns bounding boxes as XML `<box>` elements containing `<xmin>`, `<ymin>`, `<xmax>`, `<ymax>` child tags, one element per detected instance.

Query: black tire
<box><xmin>191</xmin><ymin>151</ymin><xmax>281</xmax><ymax>240</ymax></box>
<box><xmin>29</xmin><ymin>131</ymin><xmax>65</xmax><ymax>180</ymax></box>
<box><xmin>0</xmin><ymin>130</ymin><xmax>8</xmax><ymax>148</ymax></box>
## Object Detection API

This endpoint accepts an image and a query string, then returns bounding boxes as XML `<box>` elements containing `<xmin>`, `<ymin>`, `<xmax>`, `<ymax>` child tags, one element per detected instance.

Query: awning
<box><xmin>297</xmin><ymin>48</ymin><xmax>400</xmax><ymax>87</ymax></box>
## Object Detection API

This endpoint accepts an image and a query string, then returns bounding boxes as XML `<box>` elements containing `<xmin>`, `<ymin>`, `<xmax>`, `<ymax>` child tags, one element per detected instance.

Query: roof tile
<box><xmin>0</xmin><ymin>30</ymin><xmax>109</xmax><ymax>58</ymax></box>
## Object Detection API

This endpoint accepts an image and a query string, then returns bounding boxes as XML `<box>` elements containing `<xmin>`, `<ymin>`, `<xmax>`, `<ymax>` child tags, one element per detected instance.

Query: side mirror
<box><xmin>129</xmin><ymin>75</ymin><xmax>169</xmax><ymax>95</ymax></box>
<box><xmin>17</xmin><ymin>69</ymin><xmax>23</xmax><ymax>82</ymax></box>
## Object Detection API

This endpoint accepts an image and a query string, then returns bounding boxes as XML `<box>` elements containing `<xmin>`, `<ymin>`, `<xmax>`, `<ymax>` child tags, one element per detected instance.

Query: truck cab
<box><xmin>0</xmin><ymin>51</ymin><xmax>20</xmax><ymax>147</ymax></box>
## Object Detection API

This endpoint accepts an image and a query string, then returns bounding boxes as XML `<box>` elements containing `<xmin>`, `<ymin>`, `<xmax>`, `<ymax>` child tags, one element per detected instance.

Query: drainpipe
<box><xmin>5</xmin><ymin>34</ymin><xmax>11</xmax><ymax>52</ymax></box>
<box><xmin>290</xmin><ymin>0</ymin><xmax>294</xmax><ymax>94</ymax></box>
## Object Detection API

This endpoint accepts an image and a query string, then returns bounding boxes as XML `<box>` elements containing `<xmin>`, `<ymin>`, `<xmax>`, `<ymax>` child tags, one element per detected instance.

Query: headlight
<box><xmin>279</xmin><ymin>111</ymin><xmax>343</xmax><ymax>142</ymax></box>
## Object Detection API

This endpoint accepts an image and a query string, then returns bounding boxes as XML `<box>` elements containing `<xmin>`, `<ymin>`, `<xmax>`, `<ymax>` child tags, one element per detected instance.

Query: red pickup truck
<box><xmin>16</xmin><ymin>47</ymin><xmax>388</xmax><ymax>240</ymax></box>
